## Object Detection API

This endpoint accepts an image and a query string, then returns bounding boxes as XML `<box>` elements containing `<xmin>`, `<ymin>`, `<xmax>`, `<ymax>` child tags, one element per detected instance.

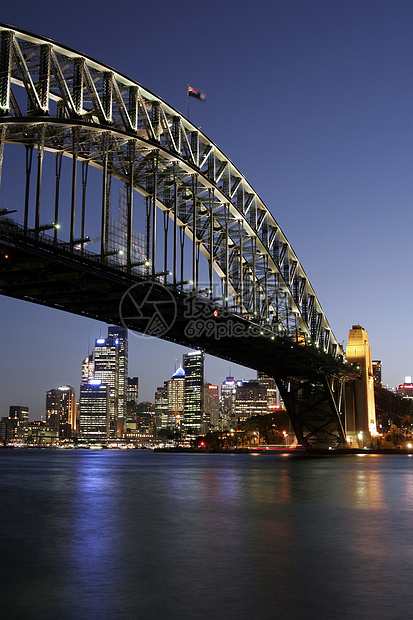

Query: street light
<box><xmin>358</xmin><ymin>431</ymin><xmax>363</xmax><ymax>448</ymax></box>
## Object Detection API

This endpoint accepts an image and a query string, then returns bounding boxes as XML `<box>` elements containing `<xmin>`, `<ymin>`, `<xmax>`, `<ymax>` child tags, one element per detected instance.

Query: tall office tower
<box><xmin>108</xmin><ymin>326</ymin><xmax>128</xmax><ymax>434</ymax></box>
<box><xmin>257</xmin><ymin>373</ymin><xmax>278</xmax><ymax>410</ymax></box>
<box><xmin>79</xmin><ymin>379</ymin><xmax>109</xmax><ymax>440</ymax></box>
<box><xmin>203</xmin><ymin>384</ymin><xmax>220</xmax><ymax>431</ymax></box>
<box><xmin>372</xmin><ymin>361</ymin><xmax>382</xmax><ymax>386</ymax></box>
<box><xmin>8</xmin><ymin>406</ymin><xmax>29</xmax><ymax>441</ymax></box>
<box><xmin>126</xmin><ymin>376</ymin><xmax>139</xmax><ymax>423</ymax></box>
<box><xmin>127</xmin><ymin>377</ymin><xmax>139</xmax><ymax>406</ymax></box>
<box><xmin>155</xmin><ymin>383</ymin><xmax>168</xmax><ymax>430</ymax></box>
<box><xmin>45</xmin><ymin>386</ymin><xmax>77</xmax><ymax>437</ymax></box>
<box><xmin>221</xmin><ymin>376</ymin><xmax>237</xmax><ymax>428</ymax></box>
<box><xmin>92</xmin><ymin>327</ymin><xmax>128</xmax><ymax>437</ymax></box>
<box><xmin>234</xmin><ymin>380</ymin><xmax>268</xmax><ymax>422</ymax></box>
<box><xmin>183</xmin><ymin>351</ymin><xmax>205</xmax><ymax>434</ymax></box>
<box><xmin>82</xmin><ymin>353</ymin><xmax>94</xmax><ymax>384</ymax></box>
<box><xmin>167</xmin><ymin>366</ymin><xmax>185</xmax><ymax>429</ymax></box>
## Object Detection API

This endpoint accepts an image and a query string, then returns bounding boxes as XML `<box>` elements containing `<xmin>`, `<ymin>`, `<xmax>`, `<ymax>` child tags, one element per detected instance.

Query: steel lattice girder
<box><xmin>0</xmin><ymin>23</ymin><xmax>339</xmax><ymax>358</ymax></box>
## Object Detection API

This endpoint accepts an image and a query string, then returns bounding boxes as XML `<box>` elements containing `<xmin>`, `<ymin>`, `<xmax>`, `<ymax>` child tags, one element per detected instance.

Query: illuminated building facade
<box><xmin>108</xmin><ymin>326</ymin><xmax>128</xmax><ymax>434</ymax></box>
<box><xmin>203</xmin><ymin>383</ymin><xmax>220</xmax><ymax>431</ymax></box>
<box><xmin>257</xmin><ymin>373</ymin><xmax>278</xmax><ymax>409</ymax></box>
<box><xmin>92</xmin><ymin>326</ymin><xmax>128</xmax><ymax>437</ymax></box>
<box><xmin>79</xmin><ymin>379</ymin><xmax>109</xmax><ymax>440</ymax></box>
<box><xmin>183</xmin><ymin>351</ymin><xmax>205</xmax><ymax>434</ymax></box>
<box><xmin>221</xmin><ymin>377</ymin><xmax>237</xmax><ymax>429</ymax></box>
<box><xmin>372</xmin><ymin>361</ymin><xmax>382</xmax><ymax>386</ymax></box>
<box><xmin>155</xmin><ymin>383</ymin><xmax>168</xmax><ymax>430</ymax></box>
<box><xmin>234</xmin><ymin>380</ymin><xmax>268</xmax><ymax>422</ymax></box>
<box><xmin>1</xmin><ymin>406</ymin><xmax>30</xmax><ymax>443</ymax></box>
<box><xmin>126</xmin><ymin>376</ymin><xmax>139</xmax><ymax>424</ymax></box>
<box><xmin>45</xmin><ymin>386</ymin><xmax>77</xmax><ymax>437</ymax></box>
<box><xmin>168</xmin><ymin>366</ymin><xmax>185</xmax><ymax>428</ymax></box>
<box><xmin>345</xmin><ymin>325</ymin><xmax>377</xmax><ymax>443</ymax></box>
<box><xmin>396</xmin><ymin>378</ymin><xmax>413</xmax><ymax>400</ymax></box>
<box><xmin>82</xmin><ymin>353</ymin><xmax>94</xmax><ymax>384</ymax></box>
<box><xmin>127</xmin><ymin>377</ymin><xmax>139</xmax><ymax>407</ymax></box>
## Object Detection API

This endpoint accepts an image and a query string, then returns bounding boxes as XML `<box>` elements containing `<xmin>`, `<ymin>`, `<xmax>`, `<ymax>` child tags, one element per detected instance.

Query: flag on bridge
<box><xmin>188</xmin><ymin>85</ymin><xmax>206</xmax><ymax>101</ymax></box>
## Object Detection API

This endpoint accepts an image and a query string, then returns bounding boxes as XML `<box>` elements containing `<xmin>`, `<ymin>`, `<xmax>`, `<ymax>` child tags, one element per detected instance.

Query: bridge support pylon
<box><xmin>275</xmin><ymin>373</ymin><xmax>348</xmax><ymax>450</ymax></box>
<box><xmin>344</xmin><ymin>325</ymin><xmax>377</xmax><ymax>447</ymax></box>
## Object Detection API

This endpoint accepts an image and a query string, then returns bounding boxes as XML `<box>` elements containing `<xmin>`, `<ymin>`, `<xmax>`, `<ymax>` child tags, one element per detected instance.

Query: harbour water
<box><xmin>1</xmin><ymin>449</ymin><xmax>413</xmax><ymax>619</ymax></box>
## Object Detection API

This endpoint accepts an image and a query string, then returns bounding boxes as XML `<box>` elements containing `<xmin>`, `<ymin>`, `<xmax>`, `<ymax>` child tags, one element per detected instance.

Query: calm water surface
<box><xmin>1</xmin><ymin>450</ymin><xmax>413</xmax><ymax>619</ymax></box>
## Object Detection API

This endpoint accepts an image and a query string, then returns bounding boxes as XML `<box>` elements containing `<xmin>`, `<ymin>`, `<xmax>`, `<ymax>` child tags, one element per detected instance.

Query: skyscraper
<box><xmin>234</xmin><ymin>380</ymin><xmax>268</xmax><ymax>422</ymax></box>
<box><xmin>221</xmin><ymin>376</ymin><xmax>237</xmax><ymax>429</ymax></box>
<box><xmin>91</xmin><ymin>326</ymin><xmax>128</xmax><ymax>437</ymax></box>
<box><xmin>167</xmin><ymin>366</ymin><xmax>185</xmax><ymax>429</ymax></box>
<box><xmin>108</xmin><ymin>326</ymin><xmax>128</xmax><ymax>434</ymax></box>
<box><xmin>45</xmin><ymin>386</ymin><xmax>77</xmax><ymax>437</ymax></box>
<box><xmin>79</xmin><ymin>379</ymin><xmax>109</xmax><ymax>440</ymax></box>
<box><xmin>155</xmin><ymin>383</ymin><xmax>168</xmax><ymax>430</ymax></box>
<box><xmin>203</xmin><ymin>383</ymin><xmax>220</xmax><ymax>431</ymax></box>
<box><xmin>183</xmin><ymin>351</ymin><xmax>204</xmax><ymax>434</ymax></box>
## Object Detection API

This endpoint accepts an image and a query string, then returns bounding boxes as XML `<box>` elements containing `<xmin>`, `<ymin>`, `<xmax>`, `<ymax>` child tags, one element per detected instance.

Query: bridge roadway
<box><xmin>0</xmin><ymin>219</ymin><xmax>359</xmax><ymax>448</ymax></box>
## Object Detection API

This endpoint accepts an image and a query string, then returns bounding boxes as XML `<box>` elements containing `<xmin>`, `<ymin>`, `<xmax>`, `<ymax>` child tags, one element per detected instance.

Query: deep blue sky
<box><xmin>1</xmin><ymin>1</ymin><xmax>413</xmax><ymax>419</ymax></box>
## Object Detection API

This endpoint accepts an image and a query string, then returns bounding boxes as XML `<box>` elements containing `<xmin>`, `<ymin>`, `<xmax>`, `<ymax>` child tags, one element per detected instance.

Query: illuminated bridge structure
<box><xmin>0</xmin><ymin>25</ymin><xmax>358</xmax><ymax>448</ymax></box>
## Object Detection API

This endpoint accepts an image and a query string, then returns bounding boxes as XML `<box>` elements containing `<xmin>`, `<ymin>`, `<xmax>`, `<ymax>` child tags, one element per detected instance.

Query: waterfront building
<box><xmin>167</xmin><ymin>366</ymin><xmax>185</xmax><ymax>429</ymax></box>
<box><xmin>91</xmin><ymin>326</ymin><xmax>128</xmax><ymax>437</ymax></box>
<box><xmin>0</xmin><ymin>416</ymin><xmax>16</xmax><ymax>443</ymax></box>
<box><xmin>9</xmin><ymin>406</ymin><xmax>29</xmax><ymax>425</ymax></box>
<box><xmin>203</xmin><ymin>383</ymin><xmax>220</xmax><ymax>431</ymax></box>
<box><xmin>234</xmin><ymin>380</ymin><xmax>268</xmax><ymax>422</ymax></box>
<box><xmin>78</xmin><ymin>379</ymin><xmax>109</xmax><ymax>440</ymax></box>
<box><xmin>136</xmin><ymin>402</ymin><xmax>156</xmax><ymax>435</ymax></box>
<box><xmin>108</xmin><ymin>326</ymin><xmax>128</xmax><ymax>434</ymax></box>
<box><xmin>257</xmin><ymin>373</ymin><xmax>278</xmax><ymax>410</ymax></box>
<box><xmin>82</xmin><ymin>353</ymin><xmax>94</xmax><ymax>384</ymax></box>
<box><xmin>45</xmin><ymin>386</ymin><xmax>77</xmax><ymax>437</ymax></box>
<box><xmin>127</xmin><ymin>377</ymin><xmax>139</xmax><ymax>408</ymax></box>
<box><xmin>221</xmin><ymin>376</ymin><xmax>237</xmax><ymax>429</ymax></box>
<box><xmin>183</xmin><ymin>351</ymin><xmax>205</xmax><ymax>434</ymax></box>
<box><xmin>126</xmin><ymin>376</ymin><xmax>139</xmax><ymax>426</ymax></box>
<box><xmin>155</xmin><ymin>383</ymin><xmax>168</xmax><ymax>430</ymax></box>
<box><xmin>396</xmin><ymin>378</ymin><xmax>413</xmax><ymax>400</ymax></box>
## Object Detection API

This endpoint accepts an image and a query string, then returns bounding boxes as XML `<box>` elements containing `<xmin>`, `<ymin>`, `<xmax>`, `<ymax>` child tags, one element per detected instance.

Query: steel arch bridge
<box><xmin>0</xmin><ymin>24</ymin><xmax>356</xmax><ymax>448</ymax></box>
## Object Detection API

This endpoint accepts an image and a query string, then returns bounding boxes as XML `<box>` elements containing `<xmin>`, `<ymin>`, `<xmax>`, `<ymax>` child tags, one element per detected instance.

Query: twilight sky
<box><xmin>1</xmin><ymin>0</ymin><xmax>413</xmax><ymax>419</ymax></box>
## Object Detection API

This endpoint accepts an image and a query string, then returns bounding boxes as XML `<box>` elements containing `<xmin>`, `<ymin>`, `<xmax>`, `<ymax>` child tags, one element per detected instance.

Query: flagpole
<box><xmin>187</xmin><ymin>84</ymin><xmax>189</xmax><ymax>119</ymax></box>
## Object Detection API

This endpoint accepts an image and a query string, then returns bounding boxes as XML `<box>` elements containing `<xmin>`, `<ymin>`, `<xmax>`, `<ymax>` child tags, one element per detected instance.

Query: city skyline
<box><xmin>2</xmin><ymin>1</ymin><xmax>413</xmax><ymax>418</ymax></box>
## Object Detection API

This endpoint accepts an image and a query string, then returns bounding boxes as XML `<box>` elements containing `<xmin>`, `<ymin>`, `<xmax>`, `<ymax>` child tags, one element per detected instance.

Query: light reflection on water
<box><xmin>2</xmin><ymin>451</ymin><xmax>413</xmax><ymax>619</ymax></box>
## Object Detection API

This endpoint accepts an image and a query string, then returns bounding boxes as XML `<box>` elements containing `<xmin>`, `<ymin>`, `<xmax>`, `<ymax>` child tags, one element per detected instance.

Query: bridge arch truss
<box><xmin>0</xmin><ymin>24</ymin><xmax>340</xmax><ymax>356</ymax></box>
